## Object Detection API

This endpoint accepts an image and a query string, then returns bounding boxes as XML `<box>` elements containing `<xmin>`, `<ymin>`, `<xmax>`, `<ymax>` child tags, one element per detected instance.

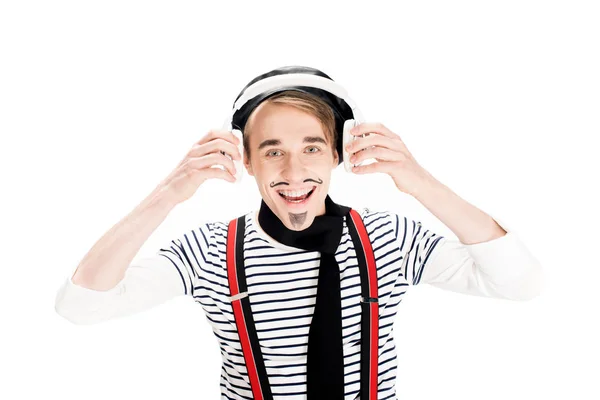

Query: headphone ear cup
<box><xmin>343</xmin><ymin>119</ymin><xmax>360</xmax><ymax>173</ymax></box>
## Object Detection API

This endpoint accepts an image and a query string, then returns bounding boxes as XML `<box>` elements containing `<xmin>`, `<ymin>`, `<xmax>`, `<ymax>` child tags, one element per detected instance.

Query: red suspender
<box><xmin>226</xmin><ymin>218</ymin><xmax>267</xmax><ymax>400</ymax></box>
<box><xmin>226</xmin><ymin>209</ymin><xmax>379</xmax><ymax>399</ymax></box>
<box><xmin>349</xmin><ymin>209</ymin><xmax>379</xmax><ymax>400</ymax></box>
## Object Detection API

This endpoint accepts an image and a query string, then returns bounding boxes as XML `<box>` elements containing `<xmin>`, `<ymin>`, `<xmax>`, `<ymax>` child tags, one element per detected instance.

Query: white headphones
<box><xmin>221</xmin><ymin>71</ymin><xmax>370</xmax><ymax>183</ymax></box>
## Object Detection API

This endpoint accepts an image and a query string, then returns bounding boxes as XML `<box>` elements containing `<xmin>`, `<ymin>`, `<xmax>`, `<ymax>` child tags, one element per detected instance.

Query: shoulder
<box><xmin>354</xmin><ymin>206</ymin><xmax>396</xmax><ymax>223</ymax></box>
<box><xmin>202</xmin><ymin>210</ymin><xmax>254</xmax><ymax>242</ymax></box>
<box><xmin>352</xmin><ymin>207</ymin><xmax>426</xmax><ymax>242</ymax></box>
<box><xmin>349</xmin><ymin>207</ymin><xmax>400</xmax><ymax>237</ymax></box>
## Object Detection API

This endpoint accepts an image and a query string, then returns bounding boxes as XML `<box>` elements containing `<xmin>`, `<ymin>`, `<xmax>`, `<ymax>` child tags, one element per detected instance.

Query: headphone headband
<box><xmin>222</xmin><ymin>71</ymin><xmax>363</xmax><ymax>131</ymax></box>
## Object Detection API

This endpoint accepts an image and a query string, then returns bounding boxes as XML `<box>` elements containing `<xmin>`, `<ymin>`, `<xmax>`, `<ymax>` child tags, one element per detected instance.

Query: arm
<box><xmin>55</xmin><ymin>255</ymin><xmax>187</xmax><ymax>325</ymax></box>
<box><xmin>71</xmin><ymin>186</ymin><xmax>176</xmax><ymax>290</ymax></box>
<box><xmin>400</xmin><ymin>215</ymin><xmax>543</xmax><ymax>300</ymax></box>
<box><xmin>344</xmin><ymin>121</ymin><xmax>543</xmax><ymax>300</ymax></box>
<box><xmin>399</xmin><ymin>175</ymin><xmax>544</xmax><ymax>301</ymax></box>
<box><xmin>55</xmin><ymin>128</ymin><xmax>242</xmax><ymax>324</ymax></box>
<box><xmin>412</xmin><ymin>174</ymin><xmax>507</xmax><ymax>245</ymax></box>
<box><xmin>54</xmin><ymin>185</ymin><xmax>185</xmax><ymax>325</ymax></box>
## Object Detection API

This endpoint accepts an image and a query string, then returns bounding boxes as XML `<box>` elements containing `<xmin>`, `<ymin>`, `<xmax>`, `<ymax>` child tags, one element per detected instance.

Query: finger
<box><xmin>198</xmin><ymin>129</ymin><xmax>241</xmax><ymax>147</ymax></box>
<box><xmin>188</xmin><ymin>153</ymin><xmax>237</xmax><ymax>177</ymax></box>
<box><xmin>352</xmin><ymin>160</ymin><xmax>394</xmax><ymax>174</ymax></box>
<box><xmin>191</xmin><ymin>138</ymin><xmax>242</xmax><ymax>161</ymax></box>
<box><xmin>215</xmin><ymin>168</ymin><xmax>236</xmax><ymax>182</ymax></box>
<box><xmin>346</xmin><ymin>134</ymin><xmax>404</xmax><ymax>154</ymax></box>
<box><xmin>216</xmin><ymin>138</ymin><xmax>243</xmax><ymax>161</ymax></box>
<box><xmin>199</xmin><ymin>166</ymin><xmax>236</xmax><ymax>183</ymax></box>
<box><xmin>221</xmin><ymin>136</ymin><xmax>242</xmax><ymax>160</ymax></box>
<box><xmin>350</xmin><ymin>122</ymin><xmax>397</xmax><ymax>139</ymax></box>
<box><xmin>211</xmin><ymin>152</ymin><xmax>238</xmax><ymax>177</ymax></box>
<box><xmin>351</xmin><ymin>147</ymin><xmax>403</xmax><ymax>164</ymax></box>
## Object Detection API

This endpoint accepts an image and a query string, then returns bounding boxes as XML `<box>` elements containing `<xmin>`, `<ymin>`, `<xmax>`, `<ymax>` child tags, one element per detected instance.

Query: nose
<box><xmin>281</xmin><ymin>153</ymin><xmax>309</xmax><ymax>183</ymax></box>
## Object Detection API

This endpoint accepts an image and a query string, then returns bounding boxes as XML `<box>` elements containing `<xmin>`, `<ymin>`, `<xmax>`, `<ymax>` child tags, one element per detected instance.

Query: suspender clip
<box><xmin>360</xmin><ymin>296</ymin><xmax>378</xmax><ymax>303</ymax></box>
<box><xmin>229</xmin><ymin>291</ymin><xmax>248</xmax><ymax>302</ymax></box>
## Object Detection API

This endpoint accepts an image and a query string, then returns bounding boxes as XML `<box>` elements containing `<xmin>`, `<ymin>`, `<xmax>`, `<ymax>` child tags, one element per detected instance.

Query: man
<box><xmin>55</xmin><ymin>66</ymin><xmax>543</xmax><ymax>399</ymax></box>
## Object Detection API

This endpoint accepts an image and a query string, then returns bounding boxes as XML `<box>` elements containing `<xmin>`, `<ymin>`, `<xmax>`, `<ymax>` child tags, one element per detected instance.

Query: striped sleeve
<box><xmin>391</xmin><ymin>212</ymin><xmax>446</xmax><ymax>286</ymax></box>
<box><xmin>155</xmin><ymin>222</ymin><xmax>215</xmax><ymax>297</ymax></box>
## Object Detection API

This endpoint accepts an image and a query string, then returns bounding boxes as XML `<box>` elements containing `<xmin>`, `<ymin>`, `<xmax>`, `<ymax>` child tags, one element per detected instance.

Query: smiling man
<box><xmin>55</xmin><ymin>65</ymin><xmax>544</xmax><ymax>400</ymax></box>
<box><xmin>243</xmin><ymin>95</ymin><xmax>337</xmax><ymax>230</ymax></box>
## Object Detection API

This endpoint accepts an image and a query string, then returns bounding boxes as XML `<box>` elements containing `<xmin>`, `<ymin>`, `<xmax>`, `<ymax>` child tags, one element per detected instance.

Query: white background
<box><xmin>1</xmin><ymin>0</ymin><xmax>598</xmax><ymax>399</ymax></box>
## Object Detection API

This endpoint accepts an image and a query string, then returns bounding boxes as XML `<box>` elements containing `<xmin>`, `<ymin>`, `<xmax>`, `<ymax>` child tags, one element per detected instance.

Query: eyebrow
<box><xmin>257</xmin><ymin>136</ymin><xmax>328</xmax><ymax>150</ymax></box>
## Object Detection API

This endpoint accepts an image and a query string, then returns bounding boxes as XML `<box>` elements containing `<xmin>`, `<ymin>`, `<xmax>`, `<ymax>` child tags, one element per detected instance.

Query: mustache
<box><xmin>270</xmin><ymin>178</ymin><xmax>323</xmax><ymax>188</ymax></box>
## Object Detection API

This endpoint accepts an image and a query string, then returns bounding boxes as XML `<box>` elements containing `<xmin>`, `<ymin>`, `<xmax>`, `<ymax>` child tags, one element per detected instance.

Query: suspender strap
<box><xmin>226</xmin><ymin>209</ymin><xmax>378</xmax><ymax>399</ymax></box>
<box><xmin>347</xmin><ymin>209</ymin><xmax>379</xmax><ymax>400</ymax></box>
<box><xmin>226</xmin><ymin>216</ymin><xmax>273</xmax><ymax>400</ymax></box>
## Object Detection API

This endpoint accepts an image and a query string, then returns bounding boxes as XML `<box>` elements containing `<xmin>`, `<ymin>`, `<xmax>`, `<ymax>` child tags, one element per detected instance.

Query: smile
<box><xmin>277</xmin><ymin>186</ymin><xmax>316</xmax><ymax>205</ymax></box>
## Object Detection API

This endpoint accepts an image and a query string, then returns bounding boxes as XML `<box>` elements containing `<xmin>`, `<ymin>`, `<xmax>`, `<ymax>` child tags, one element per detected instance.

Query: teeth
<box><xmin>278</xmin><ymin>188</ymin><xmax>313</xmax><ymax>197</ymax></box>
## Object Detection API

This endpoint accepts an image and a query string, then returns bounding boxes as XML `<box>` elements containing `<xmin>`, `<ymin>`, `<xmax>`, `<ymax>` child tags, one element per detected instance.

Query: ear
<box><xmin>243</xmin><ymin>151</ymin><xmax>254</xmax><ymax>176</ymax></box>
<box><xmin>332</xmin><ymin>149</ymin><xmax>339</xmax><ymax>168</ymax></box>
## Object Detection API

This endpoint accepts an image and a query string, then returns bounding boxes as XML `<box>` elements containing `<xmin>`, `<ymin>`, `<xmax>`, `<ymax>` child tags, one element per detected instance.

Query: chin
<box><xmin>270</xmin><ymin>185</ymin><xmax>324</xmax><ymax>230</ymax></box>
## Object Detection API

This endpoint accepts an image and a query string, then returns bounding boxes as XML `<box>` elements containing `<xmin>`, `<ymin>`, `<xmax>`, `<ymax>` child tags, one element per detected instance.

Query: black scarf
<box><xmin>258</xmin><ymin>194</ymin><xmax>351</xmax><ymax>399</ymax></box>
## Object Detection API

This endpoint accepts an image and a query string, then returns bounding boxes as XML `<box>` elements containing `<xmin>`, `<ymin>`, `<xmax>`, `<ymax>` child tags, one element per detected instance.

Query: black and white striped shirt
<box><xmin>55</xmin><ymin>207</ymin><xmax>542</xmax><ymax>399</ymax></box>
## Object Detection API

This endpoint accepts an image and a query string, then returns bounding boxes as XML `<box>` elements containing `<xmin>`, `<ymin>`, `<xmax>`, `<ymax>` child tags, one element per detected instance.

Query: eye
<box><xmin>266</xmin><ymin>147</ymin><xmax>320</xmax><ymax>157</ymax></box>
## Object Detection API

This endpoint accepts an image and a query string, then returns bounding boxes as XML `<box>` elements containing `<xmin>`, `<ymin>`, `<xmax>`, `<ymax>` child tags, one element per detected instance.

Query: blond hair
<box><xmin>243</xmin><ymin>90</ymin><xmax>337</xmax><ymax>160</ymax></box>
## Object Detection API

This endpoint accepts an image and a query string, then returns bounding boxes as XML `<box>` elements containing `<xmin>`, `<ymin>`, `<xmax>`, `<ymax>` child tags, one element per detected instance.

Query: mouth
<box><xmin>276</xmin><ymin>186</ymin><xmax>316</xmax><ymax>206</ymax></box>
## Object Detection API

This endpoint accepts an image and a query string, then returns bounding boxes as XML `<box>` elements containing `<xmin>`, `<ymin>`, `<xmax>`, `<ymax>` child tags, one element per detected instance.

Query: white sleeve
<box><xmin>54</xmin><ymin>256</ymin><xmax>185</xmax><ymax>325</ymax></box>
<box><xmin>55</xmin><ymin>223</ymin><xmax>214</xmax><ymax>325</ymax></box>
<box><xmin>397</xmin><ymin>213</ymin><xmax>544</xmax><ymax>301</ymax></box>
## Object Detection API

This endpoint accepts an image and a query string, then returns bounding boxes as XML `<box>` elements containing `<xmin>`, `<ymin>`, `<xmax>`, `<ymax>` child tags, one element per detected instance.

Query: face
<box><xmin>243</xmin><ymin>101</ymin><xmax>339</xmax><ymax>231</ymax></box>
